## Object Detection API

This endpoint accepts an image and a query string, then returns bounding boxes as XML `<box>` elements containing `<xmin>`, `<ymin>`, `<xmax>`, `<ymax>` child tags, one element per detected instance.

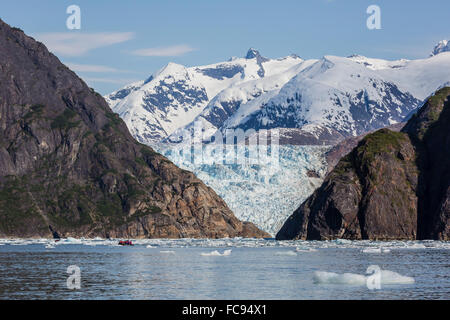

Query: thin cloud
<box><xmin>84</xmin><ymin>77</ymin><xmax>139</xmax><ymax>84</ymax></box>
<box><xmin>35</xmin><ymin>32</ymin><xmax>135</xmax><ymax>56</ymax></box>
<box><xmin>132</xmin><ymin>45</ymin><xmax>195</xmax><ymax>57</ymax></box>
<box><xmin>65</xmin><ymin>63</ymin><xmax>119</xmax><ymax>73</ymax></box>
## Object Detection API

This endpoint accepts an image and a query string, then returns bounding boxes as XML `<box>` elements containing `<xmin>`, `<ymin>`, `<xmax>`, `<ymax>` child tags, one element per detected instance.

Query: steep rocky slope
<box><xmin>325</xmin><ymin>122</ymin><xmax>405</xmax><ymax>174</ymax></box>
<box><xmin>0</xmin><ymin>19</ymin><xmax>268</xmax><ymax>239</ymax></box>
<box><xmin>277</xmin><ymin>87</ymin><xmax>450</xmax><ymax>240</ymax></box>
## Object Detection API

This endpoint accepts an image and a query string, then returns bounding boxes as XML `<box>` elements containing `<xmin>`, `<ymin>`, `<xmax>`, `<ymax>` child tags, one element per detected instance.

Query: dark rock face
<box><xmin>277</xmin><ymin>87</ymin><xmax>450</xmax><ymax>240</ymax></box>
<box><xmin>0</xmin><ymin>20</ymin><xmax>269</xmax><ymax>239</ymax></box>
<box><xmin>198</xmin><ymin>64</ymin><xmax>244</xmax><ymax>80</ymax></box>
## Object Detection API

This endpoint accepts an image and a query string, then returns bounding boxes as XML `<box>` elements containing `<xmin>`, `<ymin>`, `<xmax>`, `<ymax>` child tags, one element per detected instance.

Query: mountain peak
<box><xmin>153</xmin><ymin>62</ymin><xmax>187</xmax><ymax>79</ymax></box>
<box><xmin>245</xmin><ymin>48</ymin><xmax>262</xmax><ymax>59</ymax></box>
<box><xmin>431</xmin><ymin>40</ymin><xmax>450</xmax><ymax>56</ymax></box>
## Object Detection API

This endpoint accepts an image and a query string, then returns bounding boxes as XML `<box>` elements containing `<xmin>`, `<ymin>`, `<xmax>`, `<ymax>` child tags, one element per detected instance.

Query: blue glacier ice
<box><xmin>154</xmin><ymin>144</ymin><xmax>329</xmax><ymax>235</ymax></box>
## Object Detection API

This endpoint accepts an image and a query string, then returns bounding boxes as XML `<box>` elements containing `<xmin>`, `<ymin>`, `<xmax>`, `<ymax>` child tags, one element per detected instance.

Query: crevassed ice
<box><xmin>154</xmin><ymin>144</ymin><xmax>329</xmax><ymax>235</ymax></box>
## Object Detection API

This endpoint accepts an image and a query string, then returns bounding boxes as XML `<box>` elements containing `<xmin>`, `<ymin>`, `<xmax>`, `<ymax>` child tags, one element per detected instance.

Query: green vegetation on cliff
<box><xmin>277</xmin><ymin>87</ymin><xmax>450</xmax><ymax>241</ymax></box>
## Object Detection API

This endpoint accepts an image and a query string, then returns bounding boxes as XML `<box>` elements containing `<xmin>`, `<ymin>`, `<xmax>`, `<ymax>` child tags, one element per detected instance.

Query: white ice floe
<box><xmin>313</xmin><ymin>270</ymin><xmax>415</xmax><ymax>286</ymax></box>
<box><xmin>295</xmin><ymin>247</ymin><xmax>317</xmax><ymax>252</ymax></box>
<box><xmin>9</xmin><ymin>240</ymin><xmax>35</xmax><ymax>246</ymax></box>
<box><xmin>159</xmin><ymin>250</ymin><xmax>176</xmax><ymax>254</ymax></box>
<box><xmin>0</xmin><ymin>238</ymin><xmax>448</xmax><ymax>250</ymax></box>
<box><xmin>200</xmin><ymin>249</ymin><xmax>232</xmax><ymax>256</ymax></box>
<box><xmin>61</xmin><ymin>237</ymin><xmax>82</xmax><ymax>244</ymax></box>
<box><xmin>313</xmin><ymin>271</ymin><xmax>367</xmax><ymax>285</ymax></box>
<box><xmin>361</xmin><ymin>247</ymin><xmax>392</xmax><ymax>253</ymax></box>
<box><xmin>362</xmin><ymin>247</ymin><xmax>382</xmax><ymax>253</ymax></box>
<box><xmin>275</xmin><ymin>250</ymin><xmax>297</xmax><ymax>256</ymax></box>
<box><xmin>404</xmin><ymin>243</ymin><xmax>427</xmax><ymax>249</ymax></box>
<box><xmin>379</xmin><ymin>270</ymin><xmax>415</xmax><ymax>284</ymax></box>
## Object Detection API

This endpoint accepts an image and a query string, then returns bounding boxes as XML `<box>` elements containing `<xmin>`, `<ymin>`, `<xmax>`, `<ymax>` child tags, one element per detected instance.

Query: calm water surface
<box><xmin>0</xmin><ymin>238</ymin><xmax>448</xmax><ymax>300</ymax></box>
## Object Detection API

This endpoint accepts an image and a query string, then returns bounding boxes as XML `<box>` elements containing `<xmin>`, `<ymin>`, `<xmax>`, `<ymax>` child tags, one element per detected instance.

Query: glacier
<box><xmin>154</xmin><ymin>143</ymin><xmax>329</xmax><ymax>235</ymax></box>
<box><xmin>105</xmin><ymin>43</ymin><xmax>450</xmax><ymax>235</ymax></box>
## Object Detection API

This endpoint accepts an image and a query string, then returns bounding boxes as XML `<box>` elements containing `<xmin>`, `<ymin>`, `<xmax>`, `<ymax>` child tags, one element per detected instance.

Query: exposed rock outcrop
<box><xmin>0</xmin><ymin>19</ymin><xmax>269</xmax><ymax>239</ymax></box>
<box><xmin>277</xmin><ymin>87</ymin><xmax>450</xmax><ymax>240</ymax></box>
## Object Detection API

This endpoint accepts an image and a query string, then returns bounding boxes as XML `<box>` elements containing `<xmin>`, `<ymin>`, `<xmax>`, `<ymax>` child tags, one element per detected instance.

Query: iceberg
<box><xmin>313</xmin><ymin>270</ymin><xmax>415</xmax><ymax>285</ymax></box>
<box><xmin>200</xmin><ymin>249</ymin><xmax>232</xmax><ymax>256</ymax></box>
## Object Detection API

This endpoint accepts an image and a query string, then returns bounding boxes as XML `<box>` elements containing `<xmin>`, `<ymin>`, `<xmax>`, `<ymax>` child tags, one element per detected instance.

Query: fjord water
<box><xmin>0</xmin><ymin>239</ymin><xmax>448</xmax><ymax>300</ymax></box>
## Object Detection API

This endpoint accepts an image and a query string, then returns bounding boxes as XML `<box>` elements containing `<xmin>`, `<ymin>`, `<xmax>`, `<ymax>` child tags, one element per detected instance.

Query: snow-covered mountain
<box><xmin>222</xmin><ymin>55</ymin><xmax>419</xmax><ymax>140</ymax></box>
<box><xmin>431</xmin><ymin>40</ymin><xmax>450</xmax><ymax>56</ymax></box>
<box><xmin>106</xmin><ymin>49</ymin><xmax>301</xmax><ymax>143</ymax></box>
<box><xmin>105</xmin><ymin>43</ymin><xmax>450</xmax><ymax>234</ymax></box>
<box><xmin>106</xmin><ymin>43</ymin><xmax>450</xmax><ymax>146</ymax></box>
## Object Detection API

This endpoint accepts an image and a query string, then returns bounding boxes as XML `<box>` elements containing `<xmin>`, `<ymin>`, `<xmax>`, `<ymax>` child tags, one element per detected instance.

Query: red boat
<box><xmin>118</xmin><ymin>240</ymin><xmax>134</xmax><ymax>246</ymax></box>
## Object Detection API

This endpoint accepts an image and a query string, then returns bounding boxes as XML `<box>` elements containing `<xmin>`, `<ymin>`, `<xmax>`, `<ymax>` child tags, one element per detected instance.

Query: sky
<box><xmin>1</xmin><ymin>0</ymin><xmax>449</xmax><ymax>94</ymax></box>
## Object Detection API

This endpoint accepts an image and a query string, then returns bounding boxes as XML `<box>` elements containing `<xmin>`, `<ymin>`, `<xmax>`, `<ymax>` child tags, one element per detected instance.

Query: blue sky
<box><xmin>1</xmin><ymin>0</ymin><xmax>449</xmax><ymax>94</ymax></box>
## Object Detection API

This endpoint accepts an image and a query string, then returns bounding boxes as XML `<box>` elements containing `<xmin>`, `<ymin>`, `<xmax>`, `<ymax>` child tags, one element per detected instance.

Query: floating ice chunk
<box><xmin>64</xmin><ymin>237</ymin><xmax>82</xmax><ymax>244</ymax></box>
<box><xmin>361</xmin><ymin>247</ymin><xmax>391</xmax><ymax>253</ymax></box>
<box><xmin>379</xmin><ymin>270</ymin><xmax>415</xmax><ymax>284</ymax></box>
<box><xmin>275</xmin><ymin>250</ymin><xmax>297</xmax><ymax>256</ymax></box>
<box><xmin>313</xmin><ymin>270</ymin><xmax>414</xmax><ymax>285</ymax></box>
<box><xmin>406</xmin><ymin>243</ymin><xmax>427</xmax><ymax>249</ymax></box>
<box><xmin>83</xmin><ymin>241</ymin><xmax>98</xmax><ymax>246</ymax></box>
<box><xmin>313</xmin><ymin>271</ymin><xmax>367</xmax><ymax>285</ymax></box>
<box><xmin>160</xmin><ymin>250</ymin><xmax>175</xmax><ymax>254</ymax></box>
<box><xmin>10</xmin><ymin>240</ymin><xmax>37</xmax><ymax>245</ymax></box>
<box><xmin>146</xmin><ymin>245</ymin><xmax>155</xmax><ymax>248</ymax></box>
<box><xmin>362</xmin><ymin>247</ymin><xmax>382</xmax><ymax>253</ymax></box>
<box><xmin>45</xmin><ymin>244</ymin><xmax>55</xmax><ymax>249</ymax></box>
<box><xmin>10</xmin><ymin>240</ymin><xmax>28</xmax><ymax>246</ymax></box>
<box><xmin>201</xmin><ymin>249</ymin><xmax>232</xmax><ymax>256</ymax></box>
<box><xmin>334</xmin><ymin>239</ymin><xmax>352</xmax><ymax>245</ymax></box>
<box><xmin>295</xmin><ymin>247</ymin><xmax>317</xmax><ymax>252</ymax></box>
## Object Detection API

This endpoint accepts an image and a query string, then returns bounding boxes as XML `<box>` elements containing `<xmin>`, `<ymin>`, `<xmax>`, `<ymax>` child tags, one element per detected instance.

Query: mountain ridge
<box><xmin>0</xmin><ymin>19</ymin><xmax>269</xmax><ymax>239</ymax></box>
<box><xmin>106</xmin><ymin>43</ymin><xmax>450</xmax><ymax>147</ymax></box>
<box><xmin>431</xmin><ymin>39</ymin><xmax>450</xmax><ymax>56</ymax></box>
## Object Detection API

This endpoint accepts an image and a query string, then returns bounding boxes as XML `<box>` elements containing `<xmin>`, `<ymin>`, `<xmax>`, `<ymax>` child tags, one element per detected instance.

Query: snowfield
<box><xmin>106</xmin><ymin>46</ymin><xmax>450</xmax><ymax>146</ymax></box>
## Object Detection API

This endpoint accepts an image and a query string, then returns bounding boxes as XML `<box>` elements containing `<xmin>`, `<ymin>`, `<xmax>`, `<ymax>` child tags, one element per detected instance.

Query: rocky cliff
<box><xmin>277</xmin><ymin>87</ymin><xmax>450</xmax><ymax>240</ymax></box>
<box><xmin>0</xmin><ymin>19</ymin><xmax>269</xmax><ymax>239</ymax></box>
<box><xmin>324</xmin><ymin>122</ymin><xmax>405</xmax><ymax>174</ymax></box>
